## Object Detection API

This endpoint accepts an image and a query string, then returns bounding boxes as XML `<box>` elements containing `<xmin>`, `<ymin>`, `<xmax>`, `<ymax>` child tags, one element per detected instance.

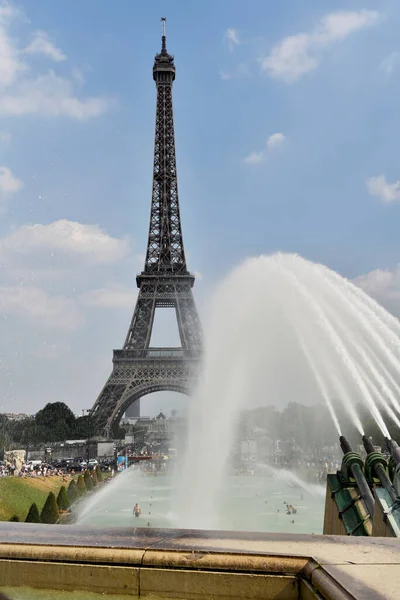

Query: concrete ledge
<box><xmin>142</xmin><ymin>550</ymin><xmax>308</xmax><ymax>574</ymax></box>
<box><xmin>140</xmin><ymin>568</ymin><xmax>297</xmax><ymax>600</ymax></box>
<box><xmin>0</xmin><ymin>559</ymin><xmax>139</xmax><ymax>596</ymax></box>
<box><xmin>0</xmin><ymin>524</ymin><xmax>397</xmax><ymax>598</ymax></box>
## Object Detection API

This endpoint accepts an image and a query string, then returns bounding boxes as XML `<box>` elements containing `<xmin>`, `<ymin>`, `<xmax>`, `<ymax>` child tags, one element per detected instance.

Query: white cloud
<box><xmin>220</xmin><ymin>70</ymin><xmax>232</xmax><ymax>80</ymax></box>
<box><xmin>0</xmin><ymin>219</ymin><xmax>130</xmax><ymax>265</ymax></box>
<box><xmin>244</xmin><ymin>132</ymin><xmax>286</xmax><ymax>165</ymax></box>
<box><xmin>366</xmin><ymin>175</ymin><xmax>400</xmax><ymax>203</ymax></box>
<box><xmin>220</xmin><ymin>62</ymin><xmax>251</xmax><ymax>80</ymax></box>
<box><xmin>261</xmin><ymin>10</ymin><xmax>379</xmax><ymax>83</ymax></box>
<box><xmin>32</xmin><ymin>341</ymin><xmax>71</xmax><ymax>359</ymax></box>
<box><xmin>244</xmin><ymin>151</ymin><xmax>264</xmax><ymax>165</ymax></box>
<box><xmin>267</xmin><ymin>132</ymin><xmax>285</xmax><ymax>149</ymax></box>
<box><xmin>354</xmin><ymin>266</ymin><xmax>400</xmax><ymax>316</ymax></box>
<box><xmin>380</xmin><ymin>52</ymin><xmax>398</xmax><ymax>75</ymax></box>
<box><xmin>0</xmin><ymin>71</ymin><xmax>111</xmax><ymax>119</ymax></box>
<box><xmin>0</xmin><ymin>285</ymin><xmax>83</xmax><ymax>328</ymax></box>
<box><xmin>25</xmin><ymin>30</ymin><xmax>66</xmax><ymax>62</ymax></box>
<box><xmin>224</xmin><ymin>28</ymin><xmax>239</xmax><ymax>51</ymax></box>
<box><xmin>0</xmin><ymin>166</ymin><xmax>23</xmax><ymax>205</ymax></box>
<box><xmin>0</xmin><ymin>4</ymin><xmax>110</xmax><ymax>119</ymax></box>
<box><xmin>80</xmin><ymin>286</ymin><xmax>135</xmax><ymax>309</ymax></box>
<box><xmin>0</xmin><ymin>3</ymin><xmax>26</xmax><ymax>87</ymax></box>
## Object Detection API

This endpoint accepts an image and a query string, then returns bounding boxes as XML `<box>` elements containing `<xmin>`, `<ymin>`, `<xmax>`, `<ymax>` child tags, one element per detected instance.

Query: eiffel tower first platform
<box><xmin>91</xmin><ymin>19</ymin><xmax>203</xmax><ymax>437</ymax></box>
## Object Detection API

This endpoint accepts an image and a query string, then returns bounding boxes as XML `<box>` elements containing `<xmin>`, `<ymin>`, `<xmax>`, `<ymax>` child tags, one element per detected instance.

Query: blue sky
<box><xmin>0</xmin><ymin>0</ymin><xmax>399</xmax><ymax>416</ymax></box>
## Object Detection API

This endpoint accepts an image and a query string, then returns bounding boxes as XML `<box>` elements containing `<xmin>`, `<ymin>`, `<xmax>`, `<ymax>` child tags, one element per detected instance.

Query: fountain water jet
<box><xmin>176</xmin><ymin>253</ymin><xmax>400</xmax><ymax>529</ymax></box>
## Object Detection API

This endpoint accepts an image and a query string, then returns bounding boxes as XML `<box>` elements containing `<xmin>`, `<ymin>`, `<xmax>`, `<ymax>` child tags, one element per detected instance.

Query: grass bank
<box><xmin>0</xmin><ymin>476</ymin><xmax>72</xmax><ymax>521</ymax></box>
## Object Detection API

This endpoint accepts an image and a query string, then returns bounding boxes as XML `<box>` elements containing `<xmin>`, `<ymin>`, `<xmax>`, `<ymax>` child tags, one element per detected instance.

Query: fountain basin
<box><xmin>0</xmin><ymin>524</ymin><xmax>398</xmax><ymax>599</ymax></box>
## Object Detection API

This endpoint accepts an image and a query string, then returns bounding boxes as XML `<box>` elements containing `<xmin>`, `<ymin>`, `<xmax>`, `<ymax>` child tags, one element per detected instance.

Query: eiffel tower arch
<box><xmin>91</xmin><ymin>19</ymin><xmax>202</xmax><ymax>437</ymax></box>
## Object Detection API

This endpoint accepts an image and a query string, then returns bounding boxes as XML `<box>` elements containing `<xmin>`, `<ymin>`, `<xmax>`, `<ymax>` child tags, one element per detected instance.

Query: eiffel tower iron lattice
<box><xmin>91</xmin><ymin>20</ymin><xmax>203</xmax><ymax>437</ymax></box>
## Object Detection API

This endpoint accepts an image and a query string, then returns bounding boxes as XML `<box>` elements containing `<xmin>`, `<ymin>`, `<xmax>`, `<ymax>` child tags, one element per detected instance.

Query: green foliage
<box><xmin>112</xmin><ymin>423</ymin><xmax>127</xmax><ymax>439</ymax></box>
<box><xmin>83</xmin><ymin>469</ymin><xmax>93</xmax><ymax>491</ymax></box>
<box><xmin>95</xmin><ymin>465</ymin><xmax>102</xmax><ymax>482</ymax></box>
<box><xmin>67</xmin><ymin>479</ymin><xmax>78</xmax><ymax>503</ymax></box>
<box><xmin>56</xmin><ymin>486</ymin><xmax>70</xmax><ymax>511</ymax></box>
<box><xmin>76</xmin><ymin>474</ymin><xmax>86</xmax><ymax>496</ymax></box>
<box><xmin>2</xmin><ymin>402</ymin><xmax>98</xmax><ymax>445</ymax></box>
<box><xmin>9</xmin><ymin>514</ymin><xmax>19</xmax><ymax>522</ymax></box>
<box><xmin>0</xmin><ymin>477</ymin><xmax>64</xmax><ymax>521</ymax></box>
<box><xmin>40</xmin><ymin>492</ymin><xmax>59</xmax><ymax>524</ymax></box>
<box><xmin>74</xmin><ymin>415</ymin><xmax>96</xmax><ymax>438</ymax></box>
<box><xmin>25</xmin><ymin>502</ymin><xmax>41</xmax><ymax>523</ymax></box>
<box><xmin>91</xmin><ymin>469</ymin><xmax>98</xmax><ymax>487</ymax></box>
<box><xmin>35</xmin><ymin>402</ymin><xmax>76</xmax><ymax>442</ymax></box>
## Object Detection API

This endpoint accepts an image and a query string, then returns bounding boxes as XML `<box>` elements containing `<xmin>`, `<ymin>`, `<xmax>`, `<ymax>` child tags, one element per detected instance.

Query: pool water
<box><xmin>77</xmin><ymin>469</ymin><xmax>324</xmax><ymax>534</ymax></box>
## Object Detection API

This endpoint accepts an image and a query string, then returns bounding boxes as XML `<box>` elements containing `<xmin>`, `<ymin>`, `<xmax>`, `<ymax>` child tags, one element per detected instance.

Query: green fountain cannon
<box><xmin>339</xmin><ymin>436</ymin><xmax>375</xmax><ymax>518</ymax></box>
<box><xmin>323</xmin><ymin>436</ymin><xmax>373</xmax><ymax>535</ymax></box>
<box><xmin>385</xmin><ymin>437</ymin><xmax>400</xmax><ymax>496</ymax></box>
<box><xmin>362</xmin><ymin>435</ymin><xmax>400</xmax><ymax>537</ymax></box>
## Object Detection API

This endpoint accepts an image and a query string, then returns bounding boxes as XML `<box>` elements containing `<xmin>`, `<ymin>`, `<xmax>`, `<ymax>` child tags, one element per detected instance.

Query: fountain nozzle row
<box><xmin>339</xmin><ymin>435</ymin><xmax>375</xmax><ymax>517</ymax></box>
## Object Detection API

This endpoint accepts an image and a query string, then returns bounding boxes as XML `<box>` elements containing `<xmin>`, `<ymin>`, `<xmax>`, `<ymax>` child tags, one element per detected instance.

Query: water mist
<box><xmin>176</xmin><ymin>253</ymin><xmax>400</xmax><ymax>529</ymax></box>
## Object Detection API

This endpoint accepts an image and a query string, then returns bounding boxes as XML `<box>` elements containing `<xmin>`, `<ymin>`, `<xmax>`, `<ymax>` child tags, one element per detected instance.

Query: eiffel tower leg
<box><xmin>175</xmin><ymin>287</ymin><xmax>203</xmax><ymax>352</ymax></box>
<box><xmin>124</xmin><ymin>287</ymin><xmax>156</xmax><ymax>351</ymax></box>
<box><xmin>90</xmin><ymin>377</ymin><xmax>128</xmax><ymax>438</ymax></box>
<box><xmin>91</xmin><ymin>356</ymin><xmax>199</xmax><ymax>437</ymax></box>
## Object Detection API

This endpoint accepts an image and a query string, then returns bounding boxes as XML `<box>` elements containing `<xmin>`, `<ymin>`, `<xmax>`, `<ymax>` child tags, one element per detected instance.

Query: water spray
<box><xmin>362</xmin><ymin>436</ymin><xmax>399</xmax><ymax>505</ymax></box>
<box><xmin>339</xmin><ymin>435</ymin><xmax>375</xmax><ymax>517</ymax></box>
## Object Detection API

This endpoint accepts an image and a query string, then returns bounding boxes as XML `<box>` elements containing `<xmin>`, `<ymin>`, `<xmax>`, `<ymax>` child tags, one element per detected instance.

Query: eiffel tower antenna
<box><xmin>161</xmin><ymin>17</ymin><xmax>166</xmax><ymax>52</ymax></box>
<box><xmin>91</xmin><ymin>20</ymin><xmax>203</xmax><ymax>438</ymax></box>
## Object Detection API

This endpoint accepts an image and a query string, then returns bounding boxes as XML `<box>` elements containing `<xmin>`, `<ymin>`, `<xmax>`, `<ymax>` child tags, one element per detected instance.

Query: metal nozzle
<box><xmin>362</xmin><ymin>435</ymin><xmax>375</xmax><ymax>455</ymax></box>
<box><xmin>386</xmin><ymin>438</ymin><xmax>400</xmax><ymax>466</ymax></box>
<box><xmin>339</xmin><ymin>435</ymin><xmax>352</xmax><ymax>455</ymax></box>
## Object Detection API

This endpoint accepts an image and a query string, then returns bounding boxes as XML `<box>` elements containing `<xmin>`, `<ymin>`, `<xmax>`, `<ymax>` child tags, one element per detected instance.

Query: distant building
<box><xmin>3</xmin><ymin>413</ymin><xmax>31</xmax><ymax>421</ymax></box>
<box><xmin>125</xmin><ymin>400</ymin><xmax>140</xmax><ymax>419</ymax></box>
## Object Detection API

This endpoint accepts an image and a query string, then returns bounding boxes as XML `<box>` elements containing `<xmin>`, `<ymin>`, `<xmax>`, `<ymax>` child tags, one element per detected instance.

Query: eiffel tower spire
<box><xmin>143</xmin><ymin>16</ymin><xmax>186</xmax><ymax>275</ymax></box>
<box><xmin>161</xmin><ymin>16</ymin><xmax>167</xmax><ymax>54</ymax></box>
<box><xmin>90</xmin><ymin>20</ymin><xmax>202</xmax><ymax>437</ymax></box>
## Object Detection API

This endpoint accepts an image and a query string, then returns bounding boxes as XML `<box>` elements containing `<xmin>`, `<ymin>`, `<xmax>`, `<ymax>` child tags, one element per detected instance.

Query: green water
<box><xmin>77</xmin><ymin>469</ymin><xmax>325</xmax><ymax>534</ymax></box>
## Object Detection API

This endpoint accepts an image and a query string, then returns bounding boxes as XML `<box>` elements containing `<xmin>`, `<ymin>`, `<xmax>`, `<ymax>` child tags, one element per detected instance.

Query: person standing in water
<box><xmin>133</xmin><ymin>503</ymin><xmax>141</xmax><ymax>518</ymax></box>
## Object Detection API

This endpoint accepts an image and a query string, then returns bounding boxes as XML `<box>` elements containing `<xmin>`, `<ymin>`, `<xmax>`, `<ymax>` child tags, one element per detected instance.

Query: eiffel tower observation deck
<box><xmin>91</xmin><ymin>19</ymin><xmax>203</xmax><ymax>437</ymax></box>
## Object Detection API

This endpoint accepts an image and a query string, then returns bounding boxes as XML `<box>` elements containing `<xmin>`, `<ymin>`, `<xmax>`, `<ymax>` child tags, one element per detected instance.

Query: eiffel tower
<box><xmin>91</xmin><ymin>19</ymin><xmax>203</xmax><ymax>437</ymax></box>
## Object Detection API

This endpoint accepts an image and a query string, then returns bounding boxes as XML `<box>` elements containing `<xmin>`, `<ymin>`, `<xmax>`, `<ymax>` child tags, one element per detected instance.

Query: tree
<box><xmin>35</xmin><ymin>402</ymin><xmax>76</xmax><ymax>442</ymax></box>
<box><xmin>56</xmin><ymin>486</ymin><xmax>70</xmax><ymax>511</ymax></box>
<box><xmin>76</xmin><ymin>474</ymin><xmax>87</xmax><ymax>496</ymax></box>
<box><xmin>73</xmin><ymin>415</ymin><xmax>96</xmax><ymax>439</ymax></box>
<box><xmin>40</xmin><ymin>492</ymin><xmax>59</xmax><ymax>524</ymax></box>
<box><xmin>95</xmin><ymin>465</ymin><xmax>102</xmax><ymax>482</ymax></box>
<box><xmin>91</xmin><ymin>469</ymin><xmax>98</xmax><ymax>487</ymax></box>
<box><xmin>112</xmin><ymin>423</ymin><xmax>127</xmax><ymax>439</ymax></box>
<box><xmin>25</xmin><ymin>503</ymin><xmax>41</xmax><ymax>523</ymax></box>
<box><xmin>84</xmin><ymin>469</ymin><xmax>93</xmax><ymax>491</ymax></box>
<box><xmin>67</xmin><ymin>480</ymin><xmax>78</xmax><ymax>503</ymax></box>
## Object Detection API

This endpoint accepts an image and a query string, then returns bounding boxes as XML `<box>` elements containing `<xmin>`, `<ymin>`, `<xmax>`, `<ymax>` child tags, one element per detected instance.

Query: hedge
<box><xmin>67</xmin><ymin>479</ymin><xmax>78</xmax><ymax>503</ymax></box>
<box><xmin>76</xmin><ymin>474</ymin><xmax>87</xmax><ymax>496</ymax></box>
<box><xmin>40</xmin><ymin>492</ymin><xmax>59</xmax><ymax>524</ymax></box>
<box><xmin>25</xmin><ymin>502</ymin><xmax>41</xmax><ymax>523</ymax></box>
<box><xmin>56</xmin><ymin>485</ymin><xmax>70</xmax><ymax>511</ymax></box>
<box><xmin>84</xmin><ymin>469</ymin><xmax>93</xmax><ymax>491</ymax></box>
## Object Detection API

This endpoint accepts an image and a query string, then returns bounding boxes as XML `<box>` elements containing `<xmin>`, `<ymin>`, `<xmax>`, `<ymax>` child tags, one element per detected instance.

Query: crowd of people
<box><xmin>0</xmin><ymin>462</ymin><xmax>70</xmax><ymax>482</ymax></box>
